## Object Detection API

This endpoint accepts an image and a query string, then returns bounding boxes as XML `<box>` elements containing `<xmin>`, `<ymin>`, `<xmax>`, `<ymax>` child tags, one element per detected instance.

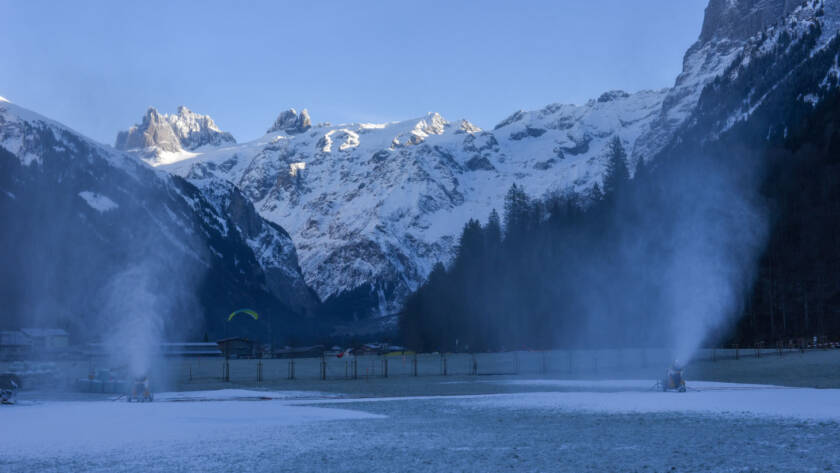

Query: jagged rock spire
<box><xmin>267</xmin><ymin>108</ymin><xmax>312</xmax><ymax>135</ymax></box>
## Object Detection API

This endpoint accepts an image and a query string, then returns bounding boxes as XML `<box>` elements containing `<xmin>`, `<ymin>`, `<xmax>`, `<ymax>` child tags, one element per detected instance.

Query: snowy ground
<box><xmin>3</xmin><ymin>378</ymin><xmax>840</xmax><ymax>472</ymax></box>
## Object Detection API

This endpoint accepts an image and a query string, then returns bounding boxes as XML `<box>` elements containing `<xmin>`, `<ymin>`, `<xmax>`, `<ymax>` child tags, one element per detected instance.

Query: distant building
<box><xmin>83</xmin><ymin>341</ymin><xmax>224</xmax><ymax>358</ymax></box>
<box><xmin>0</xmin><ymin>331</ymin><xmax>32</xmax><ymax>359</ymax></box>
<box><xmin>216</xmin><ymin>338</ymin><xmax>254</xmax><ymax>358</ymax></box>
<box><xmin>160</xmin><ymin>342</ymin><xmax>222</xmax><ymax>357</ymax></box>
<box><xmin>274</xmin><ymin>345</ymin><xmax>325</xmax><ymax>359</ymax></box>
<box><xmin>21</xmin><ymin>328</ymin><xmax>70</xmax><ymax>351</ymax></box>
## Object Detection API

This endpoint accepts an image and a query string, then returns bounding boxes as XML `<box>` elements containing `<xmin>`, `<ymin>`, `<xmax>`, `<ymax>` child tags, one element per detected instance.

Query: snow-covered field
<box><xmin>3</xmin><ymin>379</ymin><xmax>840</xmax><ymax>472</ymax></box>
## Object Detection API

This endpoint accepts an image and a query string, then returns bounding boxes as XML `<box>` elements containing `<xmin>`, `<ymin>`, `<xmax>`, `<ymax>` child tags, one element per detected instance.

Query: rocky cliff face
<box><xmin>687</xmin><ymin>0</ymin><xmax>840</xmax><ymax>138</ymax></box>
<box><xmin>632</xmin><ymin>0</ymin><xmax>802</xmax><ymax>163</ymax></box>
<box><xmin>699</xmin><ymin>0</ymin><xmax>800</xmax><ymax>42</ymax></box>
<box><xmin>115</xmin><ymin>106</ymin><xmax>235</xmax><ymax>165</ymax></box>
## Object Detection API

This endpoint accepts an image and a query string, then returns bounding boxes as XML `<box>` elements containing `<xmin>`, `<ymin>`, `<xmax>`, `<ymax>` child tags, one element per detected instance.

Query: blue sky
<box><xmin>1</xmin><ymin>0</ymin><xmax>707</xmax><ymax>144</ymax></box>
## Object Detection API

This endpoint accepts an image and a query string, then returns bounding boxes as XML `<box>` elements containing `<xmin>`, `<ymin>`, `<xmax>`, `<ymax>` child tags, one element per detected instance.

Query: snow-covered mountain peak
<box><xmin>1</xmin><ymin>97</ymin><xmax>127</xmax><ymax>168</ymax></box>
<box><xmin>419</xmin><ymin>112</ymin><xmax>447</xmax><ymax>134</ymax></box>
<box><xmin>115</xmin><ymin>106</ymin><xmax>235</xmax><ymax>166</ymax></box>
<box><xmin>267</xmin><ymin>108</ymin><xmax>312</xmax><ymax>135</ymax></box>
<box><xmin>391</xmin><ymin>112</ymin><xmax>448</xmax><ymax>147</ymax></box>
<box><xmin>457</xmin><ymin>119</ymin><xmax>482</xmax><ymax>134</ymax></box>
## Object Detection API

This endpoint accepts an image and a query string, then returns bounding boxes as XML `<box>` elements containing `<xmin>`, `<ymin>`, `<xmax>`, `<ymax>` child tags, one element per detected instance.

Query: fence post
<box><xmin>320</xmin><ymin>354</ymin><xmax>326</xmax><ymax>380</ymax></box>
<box><xmin>472</xmin><ymin>354</ymin><xmax>478</xmax><ymax>375</ymax></box>
<box><xmin>383</xmin><ymin>356</ymin><xmax>388</xmax><ymax>378</ymax></box>
<box><xmin>413</xmin><ymin>354</ymin><xmax>418</xmax><ymax>377</ymax></box>
<box><xmin>442</xmin><ymin>353</ymin><xmax>448</xmax><ymax>376</ymax></box>
<box><xmin>257</xmin><ymin>359</ymin><xmax>263</xmax><ymax>383</ymax></box>
<box><xmin>288</xmin><ymin>359</ymin><xmax>295</xmax><ymax>380</ymax></box>
<box><xmin>353</xmin><ymin>358</ymin><xmax>358</xmax><ymax>379</ymax></box>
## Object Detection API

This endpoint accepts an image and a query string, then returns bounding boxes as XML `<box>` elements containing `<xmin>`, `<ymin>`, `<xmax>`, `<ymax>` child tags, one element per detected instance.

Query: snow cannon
<box><xmin>0</xmin><ymin>373</ymin><xmax>21</xmax><ymax>405</ymax></box>
<box><xmin>127</xmin><ymin>375</ymin><xmax>153</xmax><ymax>402</ymax></box>
<box><xmin>660</xmin><ymin>360</ymin><xmax>686</xmax><ymax>392</ymax></box>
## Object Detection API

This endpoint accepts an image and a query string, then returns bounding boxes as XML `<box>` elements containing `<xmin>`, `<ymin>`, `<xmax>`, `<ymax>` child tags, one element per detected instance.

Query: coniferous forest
<box><xmin>400</xmin><ymin>87</ymin><xmax>840</xmax><ymax>352</ymax></box>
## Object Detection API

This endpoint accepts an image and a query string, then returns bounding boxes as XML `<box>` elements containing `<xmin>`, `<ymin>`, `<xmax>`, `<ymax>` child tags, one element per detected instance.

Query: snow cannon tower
<box><xmin>127</xmin><ymin>375</ymin><xmax>153</xmax><ymax>402</ymax></box>
<box><xmin>660</xmin><ymin>360</ymin><xmax>686</xmax><ymax>392</ymax></box>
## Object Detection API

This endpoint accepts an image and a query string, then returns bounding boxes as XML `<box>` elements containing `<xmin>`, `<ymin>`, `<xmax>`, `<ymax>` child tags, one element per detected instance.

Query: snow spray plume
<box><xmin>464</xmin><ymin>145</ymin><xmax>770</xmax><ymax>363</ymax></box>
<box><xmin>570</xmin><ymin>147</ymin><xmax>768</xmax><ymax>362</ymax></box>
<box><xmin>100</xmin><ymin>267</ymin><xmax>165</xmax><ymax>378</ymax></box>
<box><xmin>649</xmin><ymin>150</ymin><xmax>767</xmax><ymax>362</ymax></box>
<box><xmin>95</xmin><ymin>224</ymin><xmax>202</xmax><ymax>386</ymax></box>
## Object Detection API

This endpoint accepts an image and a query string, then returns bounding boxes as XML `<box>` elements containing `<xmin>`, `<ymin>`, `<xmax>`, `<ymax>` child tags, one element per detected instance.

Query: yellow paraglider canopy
<box><xmin>227</xmin><ymin>309</ymin><xmax>259</xmax><ymax>322</ymax></box>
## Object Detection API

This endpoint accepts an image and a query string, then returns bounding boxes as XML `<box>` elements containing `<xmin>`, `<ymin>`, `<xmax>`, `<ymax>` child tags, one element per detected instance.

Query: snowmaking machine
<box><xmin>657</xmin><ymin>360</ymin><xmax>686</xmax><ymax>392</ymax></box>
<box><xmin>0</xmin><ymin>373</ymin><xmax>21</xmax><ymax>405</ymax></box>
<box><xmin>127</xmin><ymin>375</ymin><xmax>153</xmax><ymax>402</ymax></box>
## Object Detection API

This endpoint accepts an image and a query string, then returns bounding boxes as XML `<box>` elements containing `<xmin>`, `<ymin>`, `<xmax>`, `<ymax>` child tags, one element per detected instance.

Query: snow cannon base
<box><xmin>656</xmin><ymin>363</ymin><xmax>687</xmax><ymax>392</ymax></box>
<box><xmin>0</xmin><ymin>373</ymin><xmax>22</xmax><ymax>405</ymax></box>
<box><xmin>127</xmin><ymin>378</ymin><xmax>153</xmax><ymax>403</ymax></box>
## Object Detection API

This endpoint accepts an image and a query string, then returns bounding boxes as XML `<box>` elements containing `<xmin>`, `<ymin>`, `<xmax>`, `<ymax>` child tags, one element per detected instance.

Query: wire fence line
<box><xmin>0</xmin><ymin>346</ymin><xmax>814</xmax><ymax>390</ymax></box>
<box><xmin>170</xmin><ymin>346</ymin><xmax>805</xmax><ymax>385</ymax></box>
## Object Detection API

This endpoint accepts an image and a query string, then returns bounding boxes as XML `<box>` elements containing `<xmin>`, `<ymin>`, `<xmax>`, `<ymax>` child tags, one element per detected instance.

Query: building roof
<box><xmin>0</xmin><ymin>331</ymin><xmax>32</xmax><ymax>346</ymax></box>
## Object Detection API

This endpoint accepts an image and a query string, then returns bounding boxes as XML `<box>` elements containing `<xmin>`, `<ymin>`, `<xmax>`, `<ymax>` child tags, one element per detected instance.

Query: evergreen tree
<box><xmin>589</xmin><ymin>182</ymin><xmax>604</xmax><ymax>202</ymax></box>
<box><xmin>503</xmin><ymin>183</ymin><xmax>530</xmax><ymax>240</ymax></box>
<box><xmin>633</xmin><ymin>157</ymin><xmax>648</xmax><ymax>182</ymax></box>
<box><xmin>602</xmin><ymin>136</ymin><xmax>630</xmax><ymax>196</ymax></box>
<box><xmin>485</xmin><ymin>209</ymin><xmax>502</xmax><ymax>249</ymax></box>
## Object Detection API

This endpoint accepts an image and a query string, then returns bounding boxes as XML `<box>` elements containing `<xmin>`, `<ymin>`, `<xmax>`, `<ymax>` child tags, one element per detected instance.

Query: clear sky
<box><xmin>1</xmin><ymin>0</ymin><xmax>708</xmax><ymax>145</ymax></box>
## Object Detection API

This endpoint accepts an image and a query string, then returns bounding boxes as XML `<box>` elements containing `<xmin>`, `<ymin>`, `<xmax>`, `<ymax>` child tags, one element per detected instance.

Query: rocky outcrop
<box><xmin>169</xmin><ymin>106</ymin><xmax>236</xmax><ymax>150</ymax></box>
<box><xmin>115</xmin><ymin>107</ymin><xmax>182</xmax><ymax>153</ymax></box>
<box><xmin>115</xmin><ymin>106</ymin><xmax>235</xmax><ymax>164</ymax></box>
<box><xmin>267</xmin><ymin>108</ymin><xmax>312</xmax><ymax>135</ymax></box>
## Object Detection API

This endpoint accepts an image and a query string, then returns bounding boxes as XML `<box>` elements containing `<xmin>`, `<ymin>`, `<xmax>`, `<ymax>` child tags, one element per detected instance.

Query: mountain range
<box><xmin>2</xmin><ymin>0</ymin><xmax>839</xmax><ymax>338</ymax></box>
